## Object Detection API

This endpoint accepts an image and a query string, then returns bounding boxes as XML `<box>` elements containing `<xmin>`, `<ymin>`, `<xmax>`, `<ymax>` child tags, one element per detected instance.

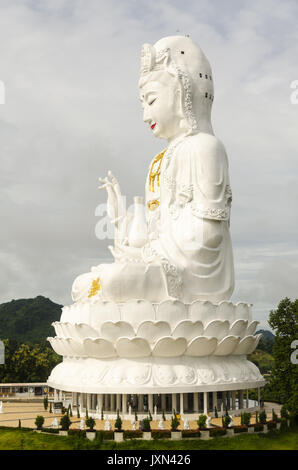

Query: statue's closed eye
<box><xmin>149</xmin><ymin>98</ymin><xmax>157</xmax><ymax>106</ymax></box>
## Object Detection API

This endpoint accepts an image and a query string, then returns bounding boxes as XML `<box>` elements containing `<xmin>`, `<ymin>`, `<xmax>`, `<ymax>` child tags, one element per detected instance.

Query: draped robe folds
<box><xmin>144</xmin><ymin>132</ymin><xmax>234</xmax><ymax>304</ymax></box>
<box><xmin>71</xmin><ymin>133</ymin><xmax>234</xmax><ymax>304</ymax></box>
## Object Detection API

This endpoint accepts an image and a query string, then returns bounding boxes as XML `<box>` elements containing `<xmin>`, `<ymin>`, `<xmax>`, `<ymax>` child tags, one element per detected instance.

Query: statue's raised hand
<box><xmin>98</xmin><ymin>176</ymin><xmax>118</xmax><ymax>222</ymax></box>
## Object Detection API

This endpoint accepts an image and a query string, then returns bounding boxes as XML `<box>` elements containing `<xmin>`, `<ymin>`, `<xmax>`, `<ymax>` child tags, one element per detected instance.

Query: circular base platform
<box><xmin>48</xmin><ymin>355</ymin><xmax>265</xmax><ymax>394</ymax></box>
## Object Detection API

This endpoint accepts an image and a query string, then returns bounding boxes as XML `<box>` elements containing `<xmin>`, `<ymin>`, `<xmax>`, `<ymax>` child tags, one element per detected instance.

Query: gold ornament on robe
<box><xmin>88</xmin><ymin>277</ymin><xmax>101</xmax><ymax>298</ymax></box>
<box><xmin>147</xmin><ymin>199</ymin><xmax>160</xmax><ymax>211</ymax></box>
<box><xmin>148</xmin><ymin>149</ymin><xmax>166</xmax><ymax>192</ymax></box>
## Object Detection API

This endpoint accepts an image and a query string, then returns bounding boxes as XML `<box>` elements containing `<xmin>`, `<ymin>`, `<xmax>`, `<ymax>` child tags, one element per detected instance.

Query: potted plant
<box><xmin>141</xmin><ymin>417</ymin><xmax>152</xmax><ymax>440</ymax></box>
<box><xmin>197</xmin><ymin>414</ymin><xmax>209</xmax><ymax>440</ymax></box>
<box><xmin>114</xmin><ymin>410</ymin><xmax>123</xmax><ymax>442</ymax></box>
<box><xmin>259</xmin><ymin>410</ymin><xmax>267</xmax><ymax>432</ymax></box>
<box><xmin>43</xmin><ymin>396</ymin><xmax>48</xmax><ymax>411</ymax></box>
<box><xmin>35</xmin><ymin>415</ymin><xmax>44</xmax><ymax>431</ymax></box>
<box><xmin>171</xmin><ymin>413</ymin><xmax>181</xmax><ymax>440</ymax></box>
<box><xmin>86</xmin><ymin>417</ymin><xmax>96</xmax><ymax>440</ymax></box>
<box><xmin>60</xmin><ymin>414</ymin><xmax>71</xmax><ymax>435</ymax></box>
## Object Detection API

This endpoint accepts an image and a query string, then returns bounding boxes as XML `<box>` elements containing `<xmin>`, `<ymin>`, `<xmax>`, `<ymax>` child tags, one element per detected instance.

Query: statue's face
<box><xmin>139</xmin><ymin>71</ymin><xmax>185</xmax><ymax>142</ymax></box>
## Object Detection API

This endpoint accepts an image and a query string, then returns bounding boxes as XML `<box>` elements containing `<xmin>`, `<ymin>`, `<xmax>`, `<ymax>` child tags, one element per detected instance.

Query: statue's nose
<box><xmin>143</xmin><ymin>107</ymin><xmax>151</xmax><ymax>123</ymax></box>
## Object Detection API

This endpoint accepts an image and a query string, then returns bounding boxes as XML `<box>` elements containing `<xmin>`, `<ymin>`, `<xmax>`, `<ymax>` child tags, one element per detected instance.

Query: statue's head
<box><xmin>139</xmin><ymin>35</ymin><xmax>214</xmax><ymax>141</ymax></box>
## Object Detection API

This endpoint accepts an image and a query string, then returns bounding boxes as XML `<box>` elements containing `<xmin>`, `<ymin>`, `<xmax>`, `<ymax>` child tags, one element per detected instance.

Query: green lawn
<box><xmin>0</xmin><ymin>427</ymin><xmax>297</xmax><ymax>450</ymax></box>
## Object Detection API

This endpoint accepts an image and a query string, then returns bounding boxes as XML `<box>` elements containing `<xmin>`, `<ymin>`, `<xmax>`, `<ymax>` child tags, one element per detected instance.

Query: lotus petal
<box><xmin>120</xmin><ymin>300</ymin><xmax>155</xmax><ymax>328</ymax></box>
<box><xmin>152</xmin><ymin>337</ymin><xmax>187</xmax><ymax>357</ymax></box>
<box><xmin>116</xmin><ymin>337</ymin><xmax>151</xmax><ymax>358</ymax></box>
<box><xmin>54</xmin><ymin>338</ymin><xmax>74</xmax><ymax>356</ymax></box>
<box><xmin>246</xmin><ymin>321</ymin><xmax>259</xmax><ymax>336</ymax></box>
<box><xmin>52</xmin><ymin>322</ymin><xmax>64</xmax><ymax>337</ymax></box>
<box><xmin>204</xmin><ymin>320</ymin><xmax>229</xmax><ymax>341</ymax></box>
<box><xmin>66</xmin><ymin>338</ymin><xmax>85</xmax><ymax>356</ymax></box>
<box><xmin>47</xmin><ymin>337</ymin><xmax>63</xmax><ymax>356</ymax></box>
<box><xmin>101</xmin><ymin>321</ymin><xmax>135</xmax><ymax>342</ymax></box>
<box><xmin>235</xmin><ymin>303</ymin><xmax>251</xmax><ymax>321</ymax></box>
<box><xmin>89</xmin><ymin>301</ymin><xmax>120</xmax><ymax>325</ymax></box>
<box><xmin>156</xmin><ymin>300</ymin><xmax>187</xmax><ymax>327</ymax></box>
<box><xmin>83</xmin><ymin>338</ymin><xmax>116</xmax><ymax>358</ymax></box>
<box><xmin>185</xmin><ymin>337</ymin><xmax>217</xmax><ymax>356</ymax></box>
<box><xmin>137</xmin><ymin>321</ymin><xmax>171</xmax><ymax>343</ymax></box>
<box><xmin>60</xmin><ymin>306</ymin><xmax>70</xmax><ymax>323</ymax></box>
<box><xmin>75</xmin><ymin>323</ymin><xmax>99</xmax><ymax>339</ymax></box>
<box><xmin>229</xmin><ymin>319</ymin><xmax>248</xmax><ymax>337</ymax></box>
<box><xmin>189</xmin><ymin>300</ymin><xmax>217</xmax><ymax>326</ymax></box>
<box><xmin>217</xmin><ymin>301</ymin><xmax>235</xmax><ymax>322</ymax></box>
<box><xmin>214</xmin><ymin>336</ymin><xmax>240</xmax><ymax>356</ymax></box>
<box><xmin>233</xmin><ymin>335</ymin><xmax>261</xmax><ymax>355</ymax></box>
<box><xmin>172</xmin><ymin>320</ymin><xmax>203</xmax><ymax>341</ymax></box>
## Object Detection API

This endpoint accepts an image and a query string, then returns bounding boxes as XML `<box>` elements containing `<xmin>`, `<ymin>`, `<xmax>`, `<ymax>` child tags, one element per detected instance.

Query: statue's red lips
<box><xmin>151</xmin><ymin>123</ymin><xmax>156</xmax><ymax>129</ymax></box>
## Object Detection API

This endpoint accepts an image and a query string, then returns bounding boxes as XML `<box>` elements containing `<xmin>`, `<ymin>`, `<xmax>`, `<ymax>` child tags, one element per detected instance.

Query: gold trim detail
<box><xmin>88</xmin><ymin>277</ymin><xmax>101</xmax><ymax>298</ymax></box>
<box><xmin>149</xmin><ymin>149</ymin><xmax>167</xmax><ymax>192</ymax></box>
<box><xmin>147</xmin><ymin>199</ymin><xmax>160</xmax><ymax>211</ymax></box>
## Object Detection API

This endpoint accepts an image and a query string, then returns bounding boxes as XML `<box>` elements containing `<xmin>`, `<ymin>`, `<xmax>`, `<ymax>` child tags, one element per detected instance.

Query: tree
<box><xmin>268</xmin><ymin>298</ymin><xmax>298</xmax><ymax>421</ymax></box>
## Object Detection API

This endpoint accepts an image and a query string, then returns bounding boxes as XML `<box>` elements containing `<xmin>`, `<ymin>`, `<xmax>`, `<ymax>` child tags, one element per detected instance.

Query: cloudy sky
<box><xmin>0</xmin><ymin>0</ymin><xmax>297</xmax><ymax>330</ymax></box>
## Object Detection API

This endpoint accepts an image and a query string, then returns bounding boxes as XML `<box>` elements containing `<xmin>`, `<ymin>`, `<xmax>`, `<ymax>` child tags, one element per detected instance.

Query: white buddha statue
<box><xmin>71</xmin><ymin>35</ymin><xmax>234</xmax><ymax>305</ymax></box>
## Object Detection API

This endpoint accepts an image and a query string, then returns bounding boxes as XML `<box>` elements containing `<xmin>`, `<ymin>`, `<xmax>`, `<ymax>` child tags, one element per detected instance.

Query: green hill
<box><xmin>255</xmin><ymin>329</ymin><xmax>275</xmax><ymax>354</ymax></box>
<box><xmin>0</xmin><ymin>296</ymin><xmax>62</xmax><ymax>344</ymax></box>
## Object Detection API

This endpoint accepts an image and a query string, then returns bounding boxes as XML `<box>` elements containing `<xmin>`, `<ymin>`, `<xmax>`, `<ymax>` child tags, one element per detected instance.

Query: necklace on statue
<box><xmin>149</xmin><ymin>149</ymin><xmax>167</xmax><ymax>192</ymax></box>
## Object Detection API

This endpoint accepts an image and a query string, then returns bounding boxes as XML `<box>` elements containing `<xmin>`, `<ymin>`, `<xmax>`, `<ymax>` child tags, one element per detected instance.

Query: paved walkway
<box><xmin>0</xmin><ymin>402</ymin><xmax>281</xmax><ymax>430</ymax></box>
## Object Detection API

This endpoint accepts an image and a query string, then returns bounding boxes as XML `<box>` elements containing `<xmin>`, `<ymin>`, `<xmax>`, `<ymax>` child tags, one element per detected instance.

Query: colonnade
<box><xmin>53</xmin><ymin>388</ymin><xmax>262</xmax><ymax>416</ymax></box>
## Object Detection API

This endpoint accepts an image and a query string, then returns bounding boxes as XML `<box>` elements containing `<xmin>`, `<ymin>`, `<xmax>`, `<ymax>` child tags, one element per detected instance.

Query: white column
<box><xmin>79</xmin><ymin>393</ymin><xmax>84</xmax><ymax>412</ymax></box>
<box><xmin>179</xmin><ymin>392</ymin><xmax>184</xmax><ymax>415</ymax></box>
<box><xmin>194</xmin><ymin>393</ymin><xmax>199</xmax><ymax>413</ymax></box>
<box><xmin>203</xmin><ymin>392</ymin><xmax>208</xmax><ymax>415</ymax></box>
<box><xmin>232</xmin><ymin>391</ymin><xmax>236</xmax><ymax>410</ymax></box>
<box><xmin>239</xmin><ymin>390</ymin><xmax>244</xmax><ymax>410</ymax></box>
<box><xmin>148</xmin><ymin>394</ymin><xmax>153</xmax><ymax>414</ymax></box>
<box><xmin>172</xmin><ymin>394</ymin><xmax>177</xmax><ymax>413</ymax></box>
<box><xmin>54</xmin><ymin>389</ymin><xmax>58</xmax><ymax>401</ymax></box>
<box><xmin>222</xmin><ymin>391</ymin><xmax>226</xmax><ymax>412</ymax></box>
<box><xmin>137</xmin><ymin>394</ymin><xmax>143</xmax><ymax>412</ymax></box>
<box><xmin>97</xmin><ymin>394</ymin><xmax>103</xmax><ymax>414</ymax></box>
<box><xmin>87</xmin><ymin>393</ymin><xmax>91</xmax><ymax>411</ymax></box>
<box><xmin>212</xmin><ymin>392</ymin><xmax>217</xmax><ymax>412</ymax></box>
<box><xmin>122</xmin><ymin>394</ymin><xmax>127</xmax><ymax>414</ymax></box>
<box><xmin>161</xmin><ymin>394</ymin><xmax>166</xmax><ymax>411</ymax></box>
<box><xmin>110</xmin><ymin>394</ymin><xmax>115</xmax><ymax>411</ymax></box>
<box><xmin>115</xmin><ymin>394</ymin><xmax>121</xmax><ymax>413</ymax></box>
<box><xmin>105</xmin><ymin>394</ymin><xmax>110</xmax><ymax>411</ymax></box>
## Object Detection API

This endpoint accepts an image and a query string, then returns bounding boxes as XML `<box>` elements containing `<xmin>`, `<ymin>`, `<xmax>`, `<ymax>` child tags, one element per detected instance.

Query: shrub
<box><xmin>182</xmin><ymin>430</ymin><xmax>201</xmax><ymax>438</ymax></box>
<box><xmin>60</xmin><ymin>414</ymin><xmax>71</xmax><ymax>431</ymax></box>
<box><xmin>234</xmin><ymin>425</ymin><xmax>248</xmax><ymax>434</ymax></box>
<box><xmin>171</xmin><ymin>414</ymin><xmax>180</xmax><ymax>431</ymax></box>
<box><xmin>222</xmin><ymin>415</ymin><xmax>232</xmax><ymax>428</ymax></box>
<box><xmin>85</xmin><ymin>408</ymin><xmax>89</xmax><ymax>419</ymax></box>
<box><xmin>148</xmin><ymin>410</ymin><xmax>153</xmax><ymax>421</ymax></box>
<box><xmin>280</xmin><ymin>417</ymin><xmax>288</xmax><ymax>431</ymax></box>
<box><xmin>18</xmin><ymin>420</ymin><xmax>21</xmax><ymax>428</ymax></box>
<box><xmin>123</xmin><ymin>430</ymin><xmax>143</xmax><ymax>439</ymax></box>
<box><xmin>35</xmin><ymin>415</ymin><xmax>44</xmax><ymax>430</ymax></box>
<box><xmin>49</xmin><ymin>402</ymin><xmax>52</xmax><ymax>414</ymax></box>
<box><xmin>255</xmin><ymin>411</ymin><xmax>259</xmax><ymax>423</ymax></box>
<box><xmin>242</xmin><ymin>412</ymin><xmax>251</xmax><ymax>426</ymax></box>
<box><xmin>86</xmin><ymin>417</ymin><xmax>96</xmax><ymax>431</ymax></box>
<box><xmin>214</xmin><ymin>406</ymin><xmax>218</xmax><ymax>418</ymax></box>
<box><xmin>259</xmin><ymin>410</ymin><xmax>267</xmax><ymax>424</ymax></box>
<box><xmin>61</xmin><ymin>406</ymin><xmax>66</xmax><ymax>415</ymax></box>
<box><xmin>272</xmin><ymin>408</ymin><xmax>278</xmax><ymax>421</ymax></box>
<box><xmin>254</xmin><ymin>423</ymin><xmax>264</xmax><ymax>432</ymax></box>
<box><xmin>101</xmin><ymin>409</ymin><xmax>104</xmax><ymax>420</ymax></box>
<box><xmin>68</xmin><ymin>429</ymin><xmax>86</xmax><ymax>438</ymax></box>
<box><xmin>210</xmin><ymin>428</ymin><xmax>226</xmax><ymax>438</ymax></box>
<box><xmin>43</xmin><ymin>397</ymin><xmax>48</xmax><ymax>411</ymax></box>
<box><xmin>162</xmin><ymin>410</ymin><xmax>166</xmax><ymax>421</ymax></box>
<box><xmin>267</xmin><ymin>421</ymin><xmax>277</xmax><ymax>430</ymax></box>
<box><xmin>115</xmin><ymin>411</ymin><xmax>122</xmax><ymax>432</ymax></box>
<box><xmin>134</xmin><ymin>411</ymin><xmax>138</xmax><ymax>422</ymax></box>
<box><xmin>280</xmin><ymin>405</ymin><xmax>289</xmax><ymax>420</ymax></box>
<box><xmin>151</xmin><ymin>430</ymin><xmax>171</xmax><ymax>439</ymax></box>
<box><xmin>197</xmin><ymin>414</ymin><xmax>207</xmax><ymax>429</ymax></box>
<box><xmin>141</xmin><ymin>418</ymin><xmax>151</xmax><ymax>432</ymax></box>
<box><xmin>41</xmin><ymin>428</ymin><xmax>59</xmax><ymax>434</ymax></box>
